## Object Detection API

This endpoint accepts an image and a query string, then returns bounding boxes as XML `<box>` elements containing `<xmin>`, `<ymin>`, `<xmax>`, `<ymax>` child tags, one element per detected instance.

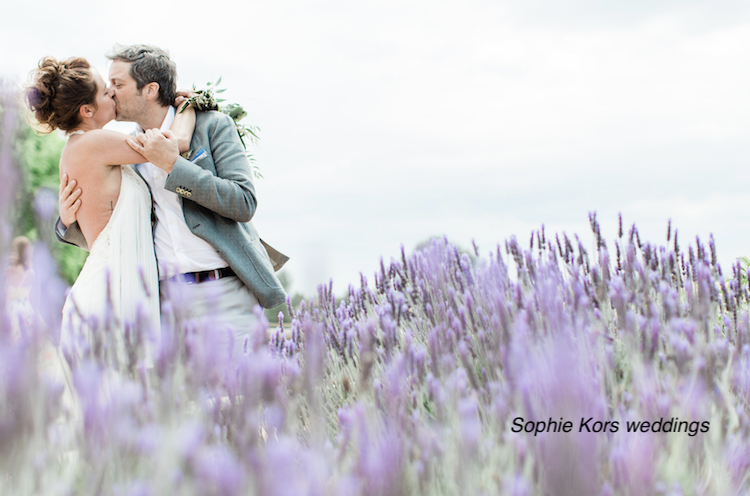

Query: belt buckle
<box><xmin>176</xmin><ymin>269</ymin><xmax>224</xmax><ymax>284</ymax></box>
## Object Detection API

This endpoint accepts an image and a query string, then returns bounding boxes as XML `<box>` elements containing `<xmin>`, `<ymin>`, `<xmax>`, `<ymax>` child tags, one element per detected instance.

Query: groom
<box><xmin>57</xmin><ymin>44</ymin><xmax>287</xmax><ymax>353</ymax></box>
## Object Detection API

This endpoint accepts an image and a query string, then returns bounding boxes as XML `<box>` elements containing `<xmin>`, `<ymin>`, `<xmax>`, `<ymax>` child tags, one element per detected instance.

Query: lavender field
<box><xmin>3</xmin><ymin>219</ymin><xmax>749</xmax><ymax>495</ymax></box>
<box><xmin>3</xmin><ymin>93</ymin><xmax>750</xmax><ymax>495</ymax></box>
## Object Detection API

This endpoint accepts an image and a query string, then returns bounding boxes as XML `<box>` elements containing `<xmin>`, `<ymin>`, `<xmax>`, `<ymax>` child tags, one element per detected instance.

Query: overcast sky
<box><xmin>3</xmin><ymin>0</ymin><xmax>750</xmax><ymax>295</ymax></box>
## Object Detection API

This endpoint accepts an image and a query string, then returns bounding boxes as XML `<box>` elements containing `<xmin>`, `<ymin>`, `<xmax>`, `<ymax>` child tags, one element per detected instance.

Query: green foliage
<box><xmin>14</xmin><ymin>125</ymin><xmax>62</xmax><ymax>233</ymax></box>
<box><xmin>54</xmin><ymin>244</ymin><xmax>89</xmax><ymax>286</ymax></box>
<box><xmin>14</xmin><ymin>123</ymin><xmax>87</xmax><ymax>285</ymax></box>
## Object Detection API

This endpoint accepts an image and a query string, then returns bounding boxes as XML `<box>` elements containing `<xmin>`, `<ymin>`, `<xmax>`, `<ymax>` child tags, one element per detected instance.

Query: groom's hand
<box><xmin>59</xmin><ymin>173</ymin><xmax>82</xmax><ymax>228</ymax></box>
<box><xmin>126</xmin><ymin>129</ymin><xmax>180</xmax><ymax>173</ymax></box>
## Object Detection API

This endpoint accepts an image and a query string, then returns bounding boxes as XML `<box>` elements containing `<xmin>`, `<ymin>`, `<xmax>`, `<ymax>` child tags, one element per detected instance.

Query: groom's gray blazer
<box><xmin>57</xmin><ymin>110</ymin><xmax>288</xmax><ymax>309</ymax></box>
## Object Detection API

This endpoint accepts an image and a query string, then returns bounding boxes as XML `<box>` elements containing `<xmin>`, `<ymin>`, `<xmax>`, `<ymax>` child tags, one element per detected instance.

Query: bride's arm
<box><xmin>169</xmin><ymin>104</ymin><xmax>195</xmax><ymax>153</ymax></box>
<box><xmin>74</xmin><ymin>104</ymin><xmax>195</xmax><ymax>167</ymax></box>
<box><xmin>77</xmin><ymin>124</ymin><xmax>183</xmax><ymax>170</ymax></box>
<box><xmin>75</xmin><ymin>130</ymin><xmax>156</xmax><ymax>166</ymax></box>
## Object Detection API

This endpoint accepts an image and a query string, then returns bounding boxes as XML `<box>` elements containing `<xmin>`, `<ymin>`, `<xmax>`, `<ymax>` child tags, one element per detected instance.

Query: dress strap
<box><xmin>65</xmin><ymin>130</ymin><xmax>86</xmax><ymax>139</ymax></box>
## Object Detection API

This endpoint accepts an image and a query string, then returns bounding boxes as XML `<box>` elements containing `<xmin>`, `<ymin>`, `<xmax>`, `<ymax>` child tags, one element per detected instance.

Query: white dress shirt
<box><xmin>136</xmin><ymin>106</ymin><xmax>228</xmax><ymax>279</ymax></box>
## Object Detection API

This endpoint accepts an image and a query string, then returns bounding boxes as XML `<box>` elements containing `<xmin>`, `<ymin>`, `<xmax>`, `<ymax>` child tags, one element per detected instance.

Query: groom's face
<box><xmin>108</xmin><ymin>61</ymin><xmax>147</xmax><ymax>123</ymax></box>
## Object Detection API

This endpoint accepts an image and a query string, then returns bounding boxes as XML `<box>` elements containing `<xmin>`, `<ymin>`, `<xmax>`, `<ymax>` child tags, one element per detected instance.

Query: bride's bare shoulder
<box><xmin>64</xmin><ymin>129</ymin><xmax>131</xmax><ymax>160</ymax></box>
<box><xmin>63</xmin><ymin>128</ymin><xmax>145</xmax><ymax>168</ymax></box>
<box><xmin>72</xmin><ymin>129</ymin><xmax>130</xmax><ymax>147</ymax></box>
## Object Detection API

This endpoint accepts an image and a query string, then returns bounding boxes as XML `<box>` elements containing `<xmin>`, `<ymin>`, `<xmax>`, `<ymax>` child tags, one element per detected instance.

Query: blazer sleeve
<box><xmin>164</xmin><ymin>113</ymin><xmax>257</xmax><ymax>222</ymax></box>
<box><xmin>54</xmin><ymin>217</ymin><xmax>90</xmax><ymax>252</ymax></box>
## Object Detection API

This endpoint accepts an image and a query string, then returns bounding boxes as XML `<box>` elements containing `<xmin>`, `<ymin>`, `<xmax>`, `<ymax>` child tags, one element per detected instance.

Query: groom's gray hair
<box><xmin>106</xmin><ymin>44</ymin><xmax>177</xmax><ymax>108</ymax></box>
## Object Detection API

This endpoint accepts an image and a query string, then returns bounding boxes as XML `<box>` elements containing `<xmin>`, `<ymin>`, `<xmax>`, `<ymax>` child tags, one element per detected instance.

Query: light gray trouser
<box><xmin>159</xmin><ymin>276</ymin><xmax>260</xmax><ymax>362</ymax></box>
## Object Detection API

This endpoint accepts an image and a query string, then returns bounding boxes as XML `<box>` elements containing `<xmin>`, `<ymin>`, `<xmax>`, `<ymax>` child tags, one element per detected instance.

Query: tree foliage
<box><xmin>14</xmin><ymin>122</ymin><xmax>87</xmax><ymax>285</ymax></box>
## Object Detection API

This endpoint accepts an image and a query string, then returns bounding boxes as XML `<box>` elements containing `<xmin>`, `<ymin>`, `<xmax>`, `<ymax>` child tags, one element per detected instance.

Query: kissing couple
<box><xmin>25</xmin><ymin>44</ymin><xmax>288</xmax><ymax>367</ymax></box>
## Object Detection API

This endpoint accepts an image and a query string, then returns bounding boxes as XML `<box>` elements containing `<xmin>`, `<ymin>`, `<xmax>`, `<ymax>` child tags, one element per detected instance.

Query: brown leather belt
<box><xmin>170</xmin><ymin>267</ymin><xmax>235</xmax><ymax>284</ymax></box>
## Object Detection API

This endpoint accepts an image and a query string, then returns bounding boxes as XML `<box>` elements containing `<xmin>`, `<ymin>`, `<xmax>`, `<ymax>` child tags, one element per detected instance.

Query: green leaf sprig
<box><xmin>179</xmin><ymin>77</ymin><xmax>263</xmax><ymax>179</ymax></box>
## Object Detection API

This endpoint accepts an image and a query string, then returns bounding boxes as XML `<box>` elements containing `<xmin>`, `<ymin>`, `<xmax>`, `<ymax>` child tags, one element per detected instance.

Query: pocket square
<box><xmin>190</xmin><ymin>148</ymin><xmax>208</xmax><ymax>162</ymax></box>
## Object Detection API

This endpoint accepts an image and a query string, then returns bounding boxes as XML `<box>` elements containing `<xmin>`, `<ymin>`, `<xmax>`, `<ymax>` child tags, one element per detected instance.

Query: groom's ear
<box><xmin>143</xmin><ymin>82</ymin><xmax>160</xmax><ymax>102</ymax></box>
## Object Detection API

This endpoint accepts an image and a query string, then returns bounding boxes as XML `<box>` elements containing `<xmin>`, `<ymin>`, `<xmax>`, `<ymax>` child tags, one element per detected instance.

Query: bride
<box><xmin>25</xmin><ymin>56</ymin><xmax>195</xmax><ymax>369</ymax></box>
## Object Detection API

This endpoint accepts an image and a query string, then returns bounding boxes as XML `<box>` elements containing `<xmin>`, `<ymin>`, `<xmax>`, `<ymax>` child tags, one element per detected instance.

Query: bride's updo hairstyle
<box><xmin>25</xmin><ymin>56</ymin><xmax>98</xmax><ymax>133</ymax></box>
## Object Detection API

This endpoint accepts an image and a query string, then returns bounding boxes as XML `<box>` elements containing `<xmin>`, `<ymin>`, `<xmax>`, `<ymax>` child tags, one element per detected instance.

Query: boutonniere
<box><xmin>178</xmin><ymin>77</ymin><xmax>263</xmax><ymax>179</ymax></box>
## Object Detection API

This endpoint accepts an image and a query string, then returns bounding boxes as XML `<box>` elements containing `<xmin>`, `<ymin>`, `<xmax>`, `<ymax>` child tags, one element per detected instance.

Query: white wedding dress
<box><xmin>60</xmin><ymin>165</ymin><xmax>160</xmax><ymax>366</ymax></box>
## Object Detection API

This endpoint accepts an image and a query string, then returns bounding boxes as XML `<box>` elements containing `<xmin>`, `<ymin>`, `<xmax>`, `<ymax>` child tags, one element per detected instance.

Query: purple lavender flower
<box><xmin>32</xmin><ymin>187</ymin><xmax>57</xmax><ymax>222</ymax></box>
<box><xmin>191</xmin><ymin>444</ymin><xmax>244</xmax><ymax>496</ymax></box>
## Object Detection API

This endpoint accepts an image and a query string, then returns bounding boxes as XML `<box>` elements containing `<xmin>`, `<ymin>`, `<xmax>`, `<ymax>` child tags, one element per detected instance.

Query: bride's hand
<box><xmin>59</xmin><ymin>173</ymin><xmax>82</xmax><ymax>228</ymax></box>
<box><xmin>174</xmin><ymin>89</ymin><xmax>196</xmax><ymax>110</ymax></box>
<box><xmin>126</xmin><ymin>129</ymin><xmax>180</xmax><ymax>173</ymax></box>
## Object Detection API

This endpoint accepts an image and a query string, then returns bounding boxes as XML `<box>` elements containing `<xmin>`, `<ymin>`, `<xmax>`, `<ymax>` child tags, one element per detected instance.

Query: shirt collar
<box><xmin>136</xmin><ymin>105</ymin><xmax>176</xmax><ymax>133</ymax></box>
